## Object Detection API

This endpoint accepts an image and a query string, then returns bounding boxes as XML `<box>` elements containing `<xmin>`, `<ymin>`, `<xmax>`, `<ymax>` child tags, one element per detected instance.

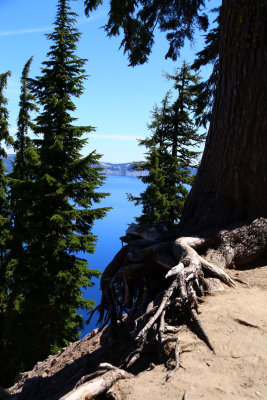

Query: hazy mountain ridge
<box><xmin>2</xmin><ymin>154</ymin><xmax>148</xmax><ymax>177</ymax></box>
<box><xmin>100</xmin><ymin>161</ymin><xmax>148</xmax><ymax>177</ymax></box>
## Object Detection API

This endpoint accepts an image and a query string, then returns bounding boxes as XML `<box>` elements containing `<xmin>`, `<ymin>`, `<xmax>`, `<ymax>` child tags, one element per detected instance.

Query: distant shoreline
<box><xmin>3</xmin><ymin>154</ymin><xmax>148</xmax><ymax>178</ymax></box>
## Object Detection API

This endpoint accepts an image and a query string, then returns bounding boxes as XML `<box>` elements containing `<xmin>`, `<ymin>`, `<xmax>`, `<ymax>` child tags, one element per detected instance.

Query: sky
<box><xmin>0</xmin><ymin>0</ymin><xmax>219</xmax><ymax>163</ymax></box>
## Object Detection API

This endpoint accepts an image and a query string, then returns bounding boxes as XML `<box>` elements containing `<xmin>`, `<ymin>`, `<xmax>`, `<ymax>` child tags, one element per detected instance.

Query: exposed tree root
<box><xmin>82</xmin><ymin>218</ymin><xmax>267</xmax><ymax>396</ymax></box>
<box><xmin>182</xmin><ymin>389</ymin><xmax>190</xmax><ymax>400</ymax></box>
<box><xmin>4</xmin><ymin>219</ymin><xmax>265</xmax><ymax>400</ymax></box>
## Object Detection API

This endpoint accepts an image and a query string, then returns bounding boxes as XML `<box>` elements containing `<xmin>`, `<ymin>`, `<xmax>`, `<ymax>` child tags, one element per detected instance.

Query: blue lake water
<box><xmin>79</xmin><ymin>175</ymin><xmax>144</xmax><ymax>337</ymax></box>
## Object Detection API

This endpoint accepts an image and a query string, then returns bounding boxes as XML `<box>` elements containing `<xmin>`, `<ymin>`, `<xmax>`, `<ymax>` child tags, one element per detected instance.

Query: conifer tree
<box><xmin>4</xmin><ymin>0</ymin><xmax>110</xmax><ymax>375</ymax></box>
<box><xmin>0</xmin><ymin>71</ymin><xmax>13</xmax><ymax>384</ymax></box>
<box><xmin>0</xmin><ymin>72</ymin><xmax>13</xmax><ymax>266</ymax></box>
<box><xmin>165</xmin><ymin>61</ymin><xmax>204</xmax><ymax>223</ymax></box>
<box><xmin>129</xmin><ymin>62</ymin><xmax>204</xmax><ymax>227</ymax></box>
<box><xmin>128</xmin><ymin>97</ymin><xmax>172</xmax><ymax>225</ymax></box>
<box><xmin>8</xmin><ymin>57</ymin><xmax>39</xmax><ymax>258</ymax></box>
<box><xmin>12</xmin><ymin>57</ymin><xmax>39</xmax><ymax>181</ymax></box>
<box><xmin>0</xmin><ymin>59</ymin><xmax>41</xmax><ymax>385</ymax></box>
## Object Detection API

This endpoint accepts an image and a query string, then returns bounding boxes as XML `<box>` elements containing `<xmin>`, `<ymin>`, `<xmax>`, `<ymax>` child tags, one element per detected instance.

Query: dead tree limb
<box><xmin>59</xmin><ymin>364</ymin><xmax>132</xmax><ymax>400</ymax></box>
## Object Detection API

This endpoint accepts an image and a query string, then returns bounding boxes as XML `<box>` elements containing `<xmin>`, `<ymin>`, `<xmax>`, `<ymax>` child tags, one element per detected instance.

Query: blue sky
<box><xmin>0</xmin><ymin>0</ymin><xmax>218</xmax><ymax>163</ymax></box>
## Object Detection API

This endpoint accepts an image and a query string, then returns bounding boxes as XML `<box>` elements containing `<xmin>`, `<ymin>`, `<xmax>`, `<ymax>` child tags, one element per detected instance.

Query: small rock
<box><xmin>206</xmin><ymin>361</ymin><xmax>211</xmax><ymax>366</ymax></box>
<box><xmin>255</xmin><ymin>391</ymin><xmax>262</xmax><ymax>397</ymax></box>
<box><xmin>231</xmin><ymin>352</ymin><xmax>240</xmax><ymax>359</ymax></box>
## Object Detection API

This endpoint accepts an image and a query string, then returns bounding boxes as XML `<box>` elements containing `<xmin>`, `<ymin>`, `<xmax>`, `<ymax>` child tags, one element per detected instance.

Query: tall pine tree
<box><xmin>129</xmin><ymin>62</ymin><xmax>205</xmax><ymax>227</ymax></box>
<box><xmin>0</xmin><ymin>72</ymin><xmax>13</xmax><ymax>267</ymax></box>
<box><xmin>12</xmin><ymin>56</ymin><xmax>39</xmax><ymax>181</ymax></box>
<box><xmin>9</xmin><ymin>56</ymin><xmax>39</xmax><ymax>261</ymax></box>
<box><xmin>165</xmin><ymin>61</ymin><xmax>205</xmax><ymax>223</ymax></box>
<box><xmin>0</xmin><ymin>71</ymin><xmax>13</xmax><ymax>385</ymax></box>
<box><xmin>128</xmin><ymin>96</ymin><xmax>172</xmax><ymax>225</ymax></box>
<box><xmin>3</xmin><ymin>0</ymin><xmax>110</xmax><ymax>379</ymax></box>
<box><xmin>1</xmin><ymin>59</ymin><xmax>41</xmax><ymax>386</ymax></box>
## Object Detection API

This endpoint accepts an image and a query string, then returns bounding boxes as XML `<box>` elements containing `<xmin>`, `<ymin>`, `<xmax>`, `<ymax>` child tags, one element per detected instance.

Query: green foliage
<box><xmin>2</xmin><ymin>59</ymin><xmax>40</xmax><ymax>384</ymax></box>
<box><xmin>192</xmin><ymin>7</ymin><xmax>220</xmax><ymax>127</ymax></box>
<box><xmin>129</xmin><ymin>62</ymin><xmax>205</xmax><ymax>227</ymax></box>
<box><xmin>84</xmin><ymin>0</ymin><xmax>208</xmax><ymax>66</ymax></box>
<box><xmin>12</xmin><ymin>56</ymin><xmax>39</xmax><ymax>181</ymax></box>
<box><xmin>1</xmin><ymin>0</ymin><xmax>110</xmax><ymax>383</ymax></box>
<box><xmin>0</xmin><ymin>71</ymin><xmax>14</xmax><ymax>386</ymax></box>
<box><xmin>8</xmin><ymin>57</ymin><xmax>40</xmax><ymax>256</ymax></box>
<box><xmin>0</xmin><ymin>71</ymin><xmax>13</xmax><ymax>271</ymax></box>
<box><xmin>84</xmin><ymin>1</ymin><xmax>219</xmax><ymax>126</ymax></box>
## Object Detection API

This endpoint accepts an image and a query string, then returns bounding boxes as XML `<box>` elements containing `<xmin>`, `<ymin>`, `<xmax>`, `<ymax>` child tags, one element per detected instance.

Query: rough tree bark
<box><xmin>181</xmin><ymin>0</ymin><xmax>267</xmax><ymax>233</ymax></box>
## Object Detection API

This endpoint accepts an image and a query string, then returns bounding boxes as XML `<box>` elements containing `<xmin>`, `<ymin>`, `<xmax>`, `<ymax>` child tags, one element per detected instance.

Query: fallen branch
<box><xmin>60</xmin><ymin>364</ymin><xmax>133</xmax><ymax>400</ymax></box>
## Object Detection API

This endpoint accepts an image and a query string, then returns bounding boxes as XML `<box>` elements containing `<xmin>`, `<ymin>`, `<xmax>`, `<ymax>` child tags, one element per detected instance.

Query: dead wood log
<box><xmin>59</xmin><ymin>364</ymin><xmax>132</xmax><ymax>400</ymax></box>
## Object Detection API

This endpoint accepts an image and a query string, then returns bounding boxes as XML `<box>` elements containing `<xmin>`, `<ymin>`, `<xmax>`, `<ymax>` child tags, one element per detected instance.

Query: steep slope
<box><xmin>7</xmin><ymin>262</ymin><xmax>267</xmax><ymax>400</ymax></box>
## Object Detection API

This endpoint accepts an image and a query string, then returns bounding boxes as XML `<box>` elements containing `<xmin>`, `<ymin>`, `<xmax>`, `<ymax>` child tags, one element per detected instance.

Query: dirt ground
<box><xmin>108</xmin><ymin>264</ymin><xmax>267</xmax><ymax>400</ymax></box>
<box><xmin>8</xmin><ymin>263</ymin><xmax>267</xmax><ymax>400</ymax></box>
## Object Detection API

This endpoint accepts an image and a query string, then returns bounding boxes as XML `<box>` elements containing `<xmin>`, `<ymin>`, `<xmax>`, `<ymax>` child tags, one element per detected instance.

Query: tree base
<box><xmin>87</xmin><ymin>218</ymin><xmax>266</xmax><ymax>376</ymax></box>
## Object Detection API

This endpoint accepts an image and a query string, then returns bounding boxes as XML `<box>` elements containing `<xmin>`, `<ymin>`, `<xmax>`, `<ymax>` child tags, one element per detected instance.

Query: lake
<box><xmin>79</xmin><ymin>175</ymin><xmax>144</xmax><ymax>337</ymax></box>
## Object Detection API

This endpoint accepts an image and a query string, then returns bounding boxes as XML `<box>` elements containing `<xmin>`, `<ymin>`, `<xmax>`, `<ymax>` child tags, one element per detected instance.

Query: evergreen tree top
<box><xmin>14</xmin><ymin>57</ymin><xmax>39</xmax><ymax>153</ymax></box>
<box><xmin>30</xmin><ymin>0</ymin><xmax>88</xmax><ymax>114</ymax></box>
<box><xmin>0</xmin><ymin>71</ymin><xmax>13</xmax><ymax>159</ymax></box>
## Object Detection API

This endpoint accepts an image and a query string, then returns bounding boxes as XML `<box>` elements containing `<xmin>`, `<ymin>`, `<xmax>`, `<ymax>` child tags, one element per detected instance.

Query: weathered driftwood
<box><xmin>59</xmin><ymin>364</ymin><xmax>132</xmax><ymax>400</ymax></box>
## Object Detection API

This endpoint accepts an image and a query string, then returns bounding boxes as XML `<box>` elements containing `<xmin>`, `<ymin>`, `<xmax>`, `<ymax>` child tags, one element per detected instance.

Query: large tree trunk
<box><xmin>181</xmin><ymin>0</ymin><xmax>267</xmax><ymax>233</ymax></box>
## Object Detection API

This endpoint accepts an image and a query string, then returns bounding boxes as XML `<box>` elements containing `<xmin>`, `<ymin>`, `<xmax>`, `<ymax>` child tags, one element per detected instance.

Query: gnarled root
<box><xmin>88</xmin><ymin>218</ymin><xmax>266</xmax><ymax>378</ymax></box>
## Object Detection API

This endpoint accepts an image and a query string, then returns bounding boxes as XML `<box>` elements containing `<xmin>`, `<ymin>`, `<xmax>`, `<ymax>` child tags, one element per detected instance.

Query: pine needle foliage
<box><xmin>129</xmin><ymin>62</ymin><xmax>205</xmax><ymax>227</ymax></box>
<box><xmin>192</xmin><ymin>7</ymin><xmax>220</xmax><ymax>127</ymax></box>
<box><xmin>0</xmin><ymin>71</ymin><xmax>13</xmax><ymax>385</ymax></box>
<box><xmin>0</xmin><ymin>72</ymin><xmax>13</xmax><ymax>263</ymax></box>
<box><xmin>0</xmin><ymin>71</ymin><xmax>13</xmax><ymax>275</ymax></box>
<box><xmin>4</xmin><ymin>0</ymin><xmax>110</xmax><ymax>376</ymax></box>
<box><xmin>12</xmin><ymin>56</ymin><xmax>39</xmax><ymax>181</ymax></box>
<box><xmin>8</xmin><ymin>57</ymin><xmax>39</xmax><ymax>257</ymax></box>
<box><xmin>84</xmin><ymin>0</ymin><xmax>208</xmax><ymax>66</ymax></box>
<box><xmin>1</xmin><ymin>58</ymin><xmax>41</xmax><ymax>385</ymax></box>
